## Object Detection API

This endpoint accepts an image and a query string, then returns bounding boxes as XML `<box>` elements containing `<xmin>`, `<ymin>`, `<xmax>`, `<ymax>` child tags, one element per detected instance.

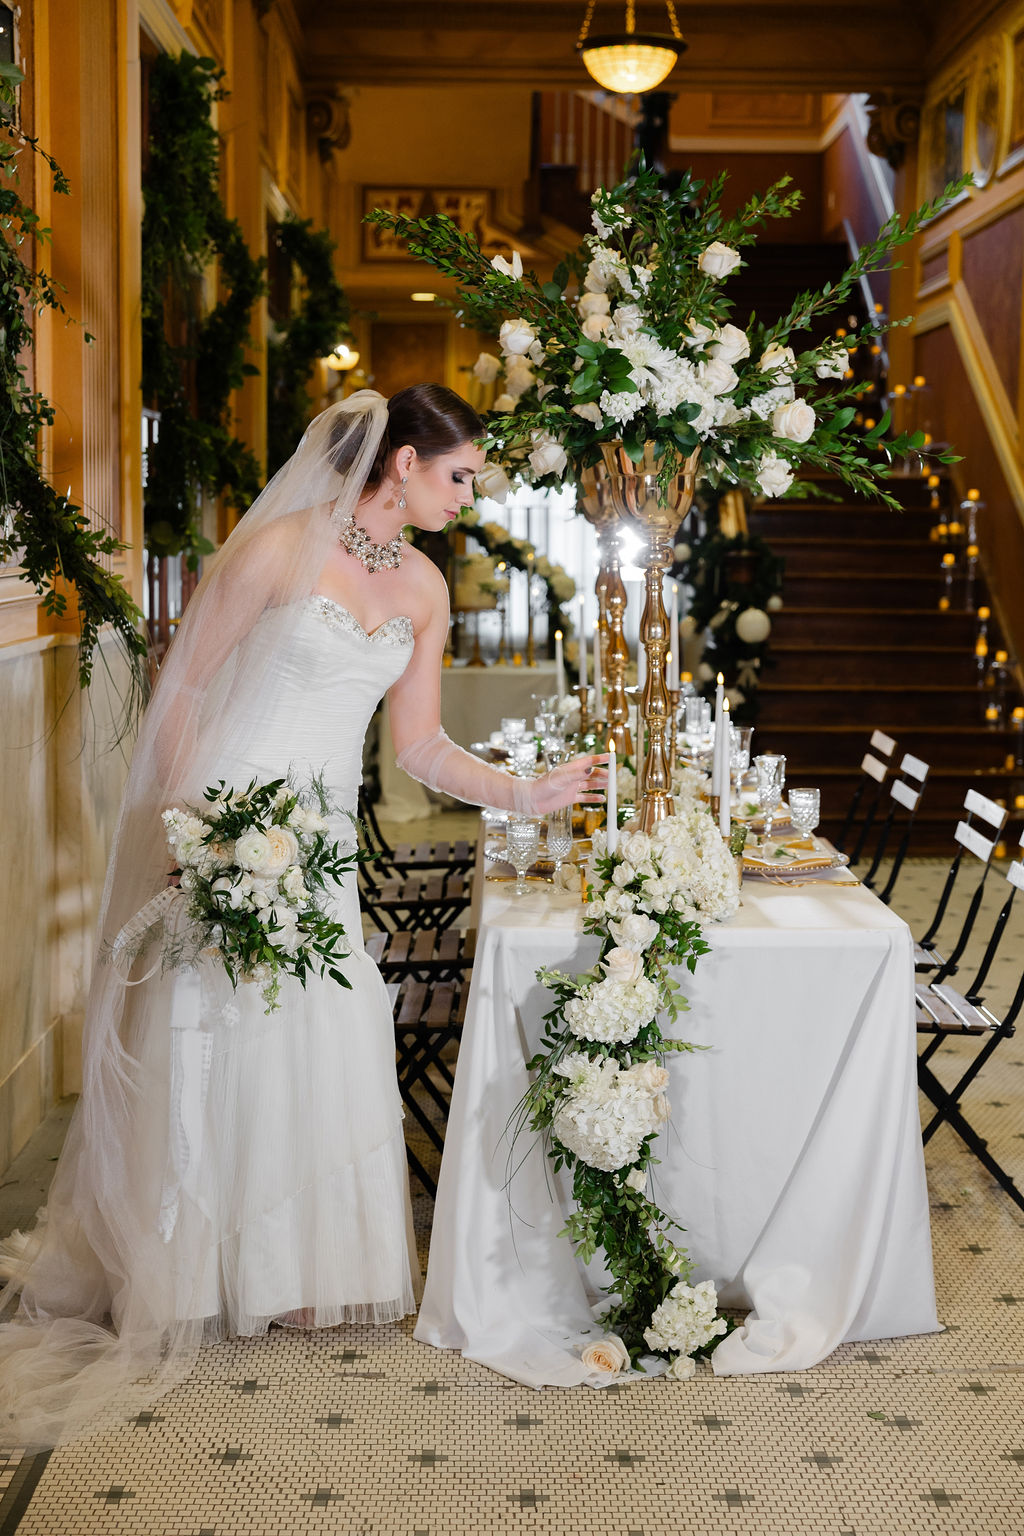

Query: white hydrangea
<box><xmin>599</xmin><ymin>387</ymin><xmax>643</xmax><ymax>426</ymax></box>
<box><xmin>644</xmin><ymin>1279</ymin><xmax>728</xmax><ymax>1357</ymax></box>
<box><xmin>564</xmin><ymin>973</ymin><xmax>660</xmax><ymax>1045</ymax></box>
<box><xmin>749</xmin><ymin>382</ymin><xmax>795</xmax><ymax>421</ymax></box>
<box><xmin>552</xmin><ymin>1056</ymin><xmax>671</xmax><ymax>1172</ymax></box>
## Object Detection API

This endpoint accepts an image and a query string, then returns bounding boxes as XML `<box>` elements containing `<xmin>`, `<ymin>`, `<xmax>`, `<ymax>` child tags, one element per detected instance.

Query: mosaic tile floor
<box><xmin>2</xmin><ymin>838</ymin><xmax>1023</xmax><ymax>1536</ymax></box>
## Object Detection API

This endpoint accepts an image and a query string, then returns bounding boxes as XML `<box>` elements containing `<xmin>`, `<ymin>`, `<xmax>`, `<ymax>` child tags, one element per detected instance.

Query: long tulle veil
<box><xmin>0</xmin><ymin>392</ymin><xmax>389</xmax><ymax>1449</ymax></box>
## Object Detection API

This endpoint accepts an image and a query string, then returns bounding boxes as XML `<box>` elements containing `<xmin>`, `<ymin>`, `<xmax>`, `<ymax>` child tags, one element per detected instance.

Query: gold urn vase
<box><xmin>590</xmin><ymin>442</ymin><xmax>701</xmax><ymax>832</ymax></box>
<box><xmin>578</xmin><ymin>465</ymin><xmax>632</xmax><ymax>755</ymax></box>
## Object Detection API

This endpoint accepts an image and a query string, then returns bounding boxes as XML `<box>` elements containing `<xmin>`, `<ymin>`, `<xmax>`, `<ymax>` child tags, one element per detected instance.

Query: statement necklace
<box><xmin>337</xmin><ymin>511</ymin><xmax>405</xmax><ymax>574</ymax></box>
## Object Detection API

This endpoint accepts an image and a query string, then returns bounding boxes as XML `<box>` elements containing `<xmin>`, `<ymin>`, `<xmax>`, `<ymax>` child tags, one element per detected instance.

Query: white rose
<box><xmin>288</xmin><ymin>805</ymin><xmax>328</xmax><ymax>835</ymax></box>
<box><xmin>571</xmin><ymin>401</ymin><xmax>603</xmax><ymax>427</ymax></box>
<box><xmin>581</xmin><ymin>313</ymin><xmax>611</xmax><ymax>343</ymax></box>
<box><xmin>584</xmin><ymin>256</ymin><xmax>610</xmax><ymax>293</ymax></box>
<box><xmin>493</xmin><ymin>393</ymin><xmax>517</xmax><ymax>413</ymax></box>
<box><xmin>815</xmin><ymin>342</ymin><xmax>848</xmax><ymax>380</ymax></box>
<box><xmin>772</xmin><ymin>398</ymin><xmax>815</xmax><ymax>443</ymax></box>
<box><xmin>608</xmin><ymin>912</ymin><xmax>659</xmax><ymax>951</ymax></box>
<box><xmin>581</xmin><ymin>1334</ymin><xmax>630</xmax><ymax>1376</ymax></box>
<box><xmin>527</xmin><ymin>338</ymin><xmax>546</xmax><ymax>366</ymax></box>
<box><xmin>490</xmin><ymin>249</ymin><xmax>523</xmax><ymax>279</ymax></box>
<box><xmin>527</xmin><ymin>431</ymin><xmax>567</xmax><ymax>479</ymax></box>
<box><xmin>578</xmin><ymin>291</ymin><xmax>611</xmax><ymax>318</ymax></box>
<box><xmin>630</xmin><ymin>1061</ymin><xmax>669</xmax><ymax>1094</ymax></box>
<box><xmin>683</xmin><ymin>319</ymin><xmax>716</xmax><ymax>349</ymax></box>
<box><xmin>498</xmin><ymin>317</ymin><xmax>537</xmax><ymax>356</ymax></box>
<box><xmin>755</xmin><ymin>450</ymin><xmax>794</xmax><ymax>498</ymax></box>
<box><xmin>710</xmin><ymin>323</ymin><xmax>750</xmax><ymax>364</ymax></box>
<box><xmin>602</xmin><ymin>946</ymin><xmax>645</xmax><ymax>985</ymax></box>
<box><xmin>281</xmin><ymin>865</ymin><xmax>309</xmax><ymax>903</ymax></box>
<box><xmin>475</xmin><ymin>462</ymin><xmax>512</xmax><ymax>503</ymax></box>
<box><xmin>698</xmin><ymin>241</ymin><xmax>741</xmax><ymax>279</ymax></box>
<box><xmin>759</xmin><ymin>342</ymin><xmax>796</xmax><ymax>379</ymax></box>
<box><xmin>701</xmin><ymin>357</ymin><xmax>739</xmax><ymax>397</ymax></box>
<box><xmin>667</xmin><ymin>1353</ymin><xmax>697</xmax><ymax>1381</ymax></box>
<box><xmin>624</xmin><ymin>1166</ymin><xmax>647</xmax><ymax>1192</ymax></box>
<box><xmin>262</xmin><ymin>825</ymin><xmax>300</xmax><ymax>877</ymax></box>
<box><xmin>472</xmin><ymin>351</ymin><xmax>502</xmax><ymax>384</ymax></box>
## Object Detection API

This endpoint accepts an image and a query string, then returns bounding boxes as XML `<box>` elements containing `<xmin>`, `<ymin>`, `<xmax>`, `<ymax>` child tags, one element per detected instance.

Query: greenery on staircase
<box><xmin>0</xmin><ymin>61</ymin><xmax>147</xmax><ymax>693</ymax></box>
<box><xmin>142</xmin><ymin>53</ymin><xmax>267</xmax><ymax>563</ymax></box>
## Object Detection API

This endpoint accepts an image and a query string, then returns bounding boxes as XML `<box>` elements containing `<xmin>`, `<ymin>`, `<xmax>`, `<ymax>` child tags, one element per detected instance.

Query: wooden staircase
<box><xmin>747</xmin><ymin>473</ymin><xmax>1024</xmax><ymax>854</ymax></box>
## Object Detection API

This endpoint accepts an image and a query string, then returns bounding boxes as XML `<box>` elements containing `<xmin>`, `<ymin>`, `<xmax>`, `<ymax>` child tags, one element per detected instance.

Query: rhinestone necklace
<box><xmin>337</xmin><ymin>511</ymin><xmax>405</xmax><ymax>574</ymax></box>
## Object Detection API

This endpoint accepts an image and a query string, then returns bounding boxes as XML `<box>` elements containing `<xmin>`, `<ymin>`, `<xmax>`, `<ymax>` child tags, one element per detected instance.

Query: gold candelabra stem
<box><xmin>667</xmin><ymin>687</ymin><xmax>680</xmax><ymax>772</ymax></box>
<box><xmin>624</xmin><ymin>685</ymin><xmax>643</xmax><ymax>800</ymax></box>
<box><xmin>573</xmin><ymin>683</ymin><xmax>591</xmax><ymax>738</ymax></box>
<box><xmin>601</xmin><ymin>526</ymin><xmax>633</xmax><ymax>756</ymax></box>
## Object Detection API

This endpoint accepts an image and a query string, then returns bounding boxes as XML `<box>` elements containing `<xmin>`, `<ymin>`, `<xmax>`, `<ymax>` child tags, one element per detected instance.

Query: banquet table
<box><xmin>415</xmin><ymin>841</ymin><xmax>940</xmax><ymax>1387</ymax></box>
<box><xmin>377</xmin><ymin>660</ymin><xmax>562</xmax><ymax>820</ymax></box>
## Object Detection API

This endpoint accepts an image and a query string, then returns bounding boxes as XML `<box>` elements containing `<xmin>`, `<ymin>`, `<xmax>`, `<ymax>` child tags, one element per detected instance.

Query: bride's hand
<box><xmin>523</xmin><ymin>753</ymin><xmax>610</xmax><ymax>814</ymax></box>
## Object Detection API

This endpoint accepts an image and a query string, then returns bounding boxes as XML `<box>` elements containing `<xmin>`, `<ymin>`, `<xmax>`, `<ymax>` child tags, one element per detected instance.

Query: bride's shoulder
<box><xmin>402</xmin><ymin>543</ymin><xmax>449</xmax><ymax>602</ymax></box>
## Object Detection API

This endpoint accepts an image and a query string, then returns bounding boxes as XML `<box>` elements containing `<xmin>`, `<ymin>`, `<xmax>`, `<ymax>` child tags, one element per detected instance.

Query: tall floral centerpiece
<box><xmin>369</xmin><ymin>163</ymin><xmax>966</xmax><ymax>828</ymax></box>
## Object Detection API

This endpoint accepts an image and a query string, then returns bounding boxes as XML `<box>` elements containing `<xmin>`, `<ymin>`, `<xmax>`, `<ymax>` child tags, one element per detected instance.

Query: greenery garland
<box><xmin>0</xmin><ymin>63</ymin><xmax>146</xmax><ymax>693</ymax></box>
<box><xmin>141</xmin><ymin>53</ymin><xmax>267</xmax><ymax>562</ymax></box>
<box><xmin>266</xmin><ymin>216</ymin><xmax>352</xmax><ymax>475</ymax></box>
<box><xmin>516</xmin><ymin>792</ymin><xmax>740</xmax><ymax>1378</ymax></box>
<box><xmin>676</xmin><ymin>509</ymin><xmax>784</xmax><ymax>724</ymax></box>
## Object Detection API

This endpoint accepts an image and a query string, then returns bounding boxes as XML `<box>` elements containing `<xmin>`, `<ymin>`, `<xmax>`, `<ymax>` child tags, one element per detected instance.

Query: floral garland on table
<box><xmin>367</xmin><ymin>161</ymin><xmax>968</xmax><ymax>504</ymax></box>
<box><xmin>517</xmin><ymin>805</ymin><xmax>740</xmax><ymax>1380</ymax></box>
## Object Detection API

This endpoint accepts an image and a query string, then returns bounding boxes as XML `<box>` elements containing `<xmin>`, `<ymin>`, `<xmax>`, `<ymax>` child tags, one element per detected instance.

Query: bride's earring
<box><xmin>398</xmin><ymin>476</ymin><xmax>408</xmax><ymax>511</ymax></box>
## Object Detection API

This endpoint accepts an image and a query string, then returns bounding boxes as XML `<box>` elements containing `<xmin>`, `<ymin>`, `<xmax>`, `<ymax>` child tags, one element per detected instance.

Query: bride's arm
<box><xmin>387</xmin><ymin>565</ymin><xmax>607</xmax><ymax>814</ymax></box>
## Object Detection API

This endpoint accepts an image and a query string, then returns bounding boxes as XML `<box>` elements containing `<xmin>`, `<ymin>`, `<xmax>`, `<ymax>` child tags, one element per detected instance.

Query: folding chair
<box><xmin>916</xmin><ymin>831</ymin><xmax>1024</xmax><ymax>1213</ymax></box>
<box><xmin>836</xmin><ymin>730</ymin><xmax>899</xmax><ymax>862</ymax></box>
<box><xmin>861</xmin><ymin>752</ymin><xmax>931</xmax><ymax>903</ymax></box>
<box><xmin>357</xmin><ymin>856</ymin><xmax>471</xmax><ymax>934</ymax></box>
<box><xmin>357</xmin><ymin>786</ymin><xmax>476</xmax><ymax>879</ymax></box>
<box><xmin>912</xmin><ymin>788</ymin><xmax>1009</xmax><ymax>974</ymax></box>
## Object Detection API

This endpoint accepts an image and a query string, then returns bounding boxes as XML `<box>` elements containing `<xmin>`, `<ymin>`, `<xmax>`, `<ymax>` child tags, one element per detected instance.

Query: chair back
<box><xmin>864</xmin><ymin>752</ymin><xmax>930</xmax><ymax>901</ymax></box>
<box><xmin>925</xmin><ymin>789</ymin><xmax>1009</xmax><ymax>982</ymax></box>
<box><xmin>840</xmin><ymin>729</ymin><xmax>898</xmax><ymax>861</ymax></box>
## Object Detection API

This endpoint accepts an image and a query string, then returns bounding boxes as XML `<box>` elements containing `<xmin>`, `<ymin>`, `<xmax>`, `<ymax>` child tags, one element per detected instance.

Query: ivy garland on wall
<box><xmin>675</xmin><ymin>497</ymin><xmax>784</xmax><ymax>724</ymax></box>
<box><xmin>142</xmin><ymin>53</ymin><xmax>267</xmax><ymax>563</ymax></box>
<box><xmin>0</xmin><ymin>62</ymin><xmax>146</xmax><ymax>692</ymax></box>
<box><xmin>266</xmin><ymin>216</ymin><xmax>352</xmax><ymax>475</ymax></box>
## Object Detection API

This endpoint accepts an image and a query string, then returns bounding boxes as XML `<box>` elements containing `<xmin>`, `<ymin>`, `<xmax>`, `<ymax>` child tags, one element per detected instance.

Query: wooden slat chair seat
<box><xmin>837</xmin><ymin>730</ymin><xmax>898</xmax><ymax>861</ymax></box>
<box><xmin>912</xmin><ymin>789</ymin><xmax>1009</xmax><ymax>975</ymax></box>
<box><xmin>357</xmin><ymin>786</ymin><xmax>477</xmax><ymax>878</ymax></box>
<box><xmin>358</xmin><ymin>862</ymin><xmax>471</xmax><ymax>934</ymax></box>
<box><xmin>861</xmin><ymin>751</ymin><xmax>931</xmax><ymax>904</ymax></box>
<box><xmin>364</xmin><ymin>926</ymin><xmax>476</xmax><ymax>983</ymax></box>
<box><xmin>916</xmin><ymin>832</ymin><xmax>1024</xmax><ymax>1213</ymax></box>
<box><xmin>393</xmin><ymin>976</ymin><xmax>471</xmax><ymax>1197</ymax></box>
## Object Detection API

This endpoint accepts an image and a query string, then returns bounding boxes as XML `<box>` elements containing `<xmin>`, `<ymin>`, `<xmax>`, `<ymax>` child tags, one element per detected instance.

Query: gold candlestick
<box><xmin>573</xmin><ymin>683</ymin><xmax>591</xmax><ymax>738</ymax></box>
<box><xmin>624</xmin><ymin>685</ymin><xmax>643</xmax><ymax>798</ymax></box>
<box><xmin>592</xmin><ymin>443</ymin><xmax>700</xmax><ymax>833</ymax></box>
<box><xmin>579</xmin><ymin>466</ymin><xmax>632</xmax><ymax>756</ymax></box>
<box><xmin>667</xmin><ymin>687</ymin><xmax>680</xmax><ymax>771</ymax></box>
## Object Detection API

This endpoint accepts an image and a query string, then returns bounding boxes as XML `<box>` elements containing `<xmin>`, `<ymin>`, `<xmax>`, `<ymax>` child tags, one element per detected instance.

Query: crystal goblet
<box><xmin>509</xmin><ymin>738</ymin><xmax>539</xmax><ymax>777</ymax></box>
<box><xmin>788</xmin><ymin>787</ymin><xmax>821</xmax><ymax>842</ymax></box>
<box><xmin>546</xmin><ymin>804</ymin><xmax>573</xmax><ymax>875</ymax></box>
<box><xmin>506</xmin><ymin>814</ymin><xmax>541</xmax><ymax>896</ymax></box>
<box><xmin>501</xmin><ymin>716</ymin><xmax>526</xmax><ymax>747</ymax></box>
<box><xmin>729</xmin><ymin>725</ymin><xmax>754</xmax><ymax>799</ymax></box>
<box><xmin>754</xmin><ymin>753</ymin><xmax>786</xmax><ymax>844</ymax></box>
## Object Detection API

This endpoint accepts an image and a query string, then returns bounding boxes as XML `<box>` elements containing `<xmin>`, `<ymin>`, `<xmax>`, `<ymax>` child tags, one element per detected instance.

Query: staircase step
<box><xmin>767</xmin><ymin>646</ymin><xmax>980</xmax><ymax>687</ymax></box>
<box><xmin>770</xmin><ymin>608</ymin><xmax>976</xmax><ymax>646</ymax></box>
<box><xmin>782</xmin><ymin>572</ymin><xmax>946</xmax><ymax>609</ymax></box>
<box><xmin>748</xmin><ymin>723</ymin><xmax>1018</xmax><ymax>771</ymax></box>
<box><xmin>772</xmin><ymin>538</ymin><xmax>938</xmax><ymax>575</ymax></box>
<box><xmin>758</xmin><ymin>685</ymin><xmax>996</xmax><ymax>728</ymax></box>
<box><xmin>749</xmin><ymin>504</ymin><xmax>941</xmax><ymax>540</ymax></box>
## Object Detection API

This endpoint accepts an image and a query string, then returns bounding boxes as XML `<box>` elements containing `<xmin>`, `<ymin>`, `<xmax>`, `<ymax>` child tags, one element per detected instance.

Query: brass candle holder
<box><xmin>624</xmin><ymin>685</ymin><xmax>643</xmax><ymax>794</ymax></box>
<box><xmin>579</xmin><ymin>465</ymin><xmax>632</xmax><ymax>756</ymax></box>
<box><xmin>667</xmin><ymin>687</ymin><xmax>680</xmax><ymax>771</ymax></box>
<box><xmin>590</xmin><ymin>443</ymin><xmax>701</xmax><ymax>833</ymax></box>
<box><xmin>573</xmin><ymin>682</ymin><xmax>591</xmax><ymax>739</ymax></box>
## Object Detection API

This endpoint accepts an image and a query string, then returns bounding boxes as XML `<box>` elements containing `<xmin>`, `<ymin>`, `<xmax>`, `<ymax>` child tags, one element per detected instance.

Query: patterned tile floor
<box><xmin>2</xmin><ymin>832</ymin><xmax>1023</xmax><ymax>1536</ymax></box>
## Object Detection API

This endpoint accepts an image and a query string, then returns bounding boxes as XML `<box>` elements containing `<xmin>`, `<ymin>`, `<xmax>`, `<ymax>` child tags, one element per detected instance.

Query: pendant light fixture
<box><xmin>577</xmin><ymin>0</ymin><xmax>686</xmax><ymax>95</ymax></box>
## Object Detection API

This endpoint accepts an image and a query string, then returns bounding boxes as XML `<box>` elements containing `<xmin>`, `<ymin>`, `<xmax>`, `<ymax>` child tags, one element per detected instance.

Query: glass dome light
<box><xmin>577</xmin><ymin>1</ymin><xmax>685</xmax><ymax>95</ymax></box>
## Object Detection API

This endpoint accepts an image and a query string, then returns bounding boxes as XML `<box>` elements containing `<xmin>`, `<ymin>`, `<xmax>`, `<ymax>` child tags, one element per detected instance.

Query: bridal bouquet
<box><xmin>517</xmin><ymin>804</ymin><xmax>739</xmax><ymax>1381</ymax></box>
<box><xmin>161</xmin><ymin>774</ymin><xmax>362</xmax><ymax>1012</ymax></box>
<box><xmin>368</xmin><ymin>160</ymin><xmax>969</xmax><ymax>506</ymax></box>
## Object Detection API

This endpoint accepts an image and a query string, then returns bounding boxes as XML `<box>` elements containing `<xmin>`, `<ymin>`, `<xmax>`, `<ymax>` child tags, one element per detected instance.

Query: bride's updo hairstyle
<box><xmin>331</xmin><ymin>382</ymin><xmax>483</xmax><ymax>490</ymax></box>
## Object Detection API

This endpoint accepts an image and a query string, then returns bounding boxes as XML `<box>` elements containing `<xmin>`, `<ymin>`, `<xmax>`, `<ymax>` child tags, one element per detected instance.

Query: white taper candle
<box><xmin>606</xmin><ymin>745</ymin><xmax>617</xmax><ymax>855</ymax></box>
<box><xmin>719</xmin><ymin>696</ymin><xmax>731</xmax><ymax>835</ymax></box>
<box><xmin>554</xmin><ymin>630</ymin><xmax>565</xmax><ymax>700</ymax></box>
<box><xmin>578</xmin><ymin>597</ymin><xmax>587</xmax><ymax>687</ymax></box>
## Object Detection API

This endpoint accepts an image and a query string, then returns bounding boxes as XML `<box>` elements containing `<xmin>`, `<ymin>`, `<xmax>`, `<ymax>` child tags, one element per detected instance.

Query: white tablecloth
<box><xmin>377</xmin><ymin>661</ymin><xmax>561</xmax><ymax>821</ymax></box>
<box><xmin>415</xmin><ymin>860</ymin><xmax>939</xmax><ymax>1386</ymax></box>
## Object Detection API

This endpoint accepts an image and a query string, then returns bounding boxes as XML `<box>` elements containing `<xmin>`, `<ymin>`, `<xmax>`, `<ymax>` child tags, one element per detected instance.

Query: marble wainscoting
<box><xmin>0</xmin><ymin>635</ymin><xmax>132</xmax><ymax>1175</ymax></box>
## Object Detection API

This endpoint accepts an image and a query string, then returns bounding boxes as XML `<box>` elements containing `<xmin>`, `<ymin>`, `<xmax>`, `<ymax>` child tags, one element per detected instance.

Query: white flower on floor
<box><xmin>581</xmin><ymin>1333</ymin><xmax>630</xmax><ymax>1374</ymax></box>
<box><xmin>644</xmin><ymin>1279</ymin><xmax>728</xmax><ymax>1357</ymax></box>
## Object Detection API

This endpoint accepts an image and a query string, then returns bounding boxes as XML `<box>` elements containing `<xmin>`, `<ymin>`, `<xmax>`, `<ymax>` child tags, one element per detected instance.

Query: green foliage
<box><xmin>266</xmin><ymin>216</ymin><xmax>352</xmax><ymax>474</ymax></box>
<box><xmin>141</xmin><ymin>53</ymin><xmax>267</xmax><ymax>562</ymax></box>
<box><xmin>0</xmin><ymin>63</ymin><xmax>147</xmax><ymax>694</ymax></box>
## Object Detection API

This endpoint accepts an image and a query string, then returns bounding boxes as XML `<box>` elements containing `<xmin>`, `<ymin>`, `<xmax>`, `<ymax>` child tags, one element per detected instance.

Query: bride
<box><xmin>0</xmin><ymin>385</ymin><xmax>607</xmax><ymax>1448</ymax></box>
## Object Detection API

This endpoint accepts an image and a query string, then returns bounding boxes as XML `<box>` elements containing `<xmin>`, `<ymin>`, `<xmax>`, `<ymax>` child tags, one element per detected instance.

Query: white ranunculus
<box><xmin>772</xmin><ymin>398</ymin><xmax>816</xmax><ymax>443</ymax></box>
<box><xmin>759</xmin><ymin>342</ymin><xmax>797</xmax><ymax>379</ymax></box>
<box><xmin>667</xmin><ymin>1353</ymin><xmax>697</xmax><ymax>1381</ymax></box>
<box><xmin>602</xmin><ymin>946</ymin><xmax>645</xmax><ymax>985</ymax></box>
<box><xmin>493</xmin><ymin>393</ymin><xmax>517</xmax><ymax>413</ymax></box>
<box><xmin>701</xmin><ymin>357</ymin><xmax>739</xmax><ymax>397</ymax></box>
<box><xmin>710</xmin><ymin>322</ymin><xmax>750</xmax><ymax>364</ymax></box>
<box><xmin>571</xmin><ymin>400</ymin><xmax>604</xmax><ymax>426</ymax></box>
<box><xmin>581</xmin><ymin>1334</ymin><xmax>630</xmax><ymax>1375</ymax></box>
<box><xmin>698</xmin><ymin>241</ymin><xmax>741</xmax><ymax>279</ymax></box>
<box><xmin>472</xmin><ymin>351</ymin><xmax>501</xmax><ymax>384</ymax></box>
<box><xmin>608</xmin><ymin>912</ymin><xmax>659</xmax><ymax>952</ymax></box>
<box><xmin>527</xmin><ymin>431</ymin><xmax>567</xmax><ymax>479</ymax></box>
<box><xmin>475</xmin><ymin>462</ymin><xmax>512</xmax><ymax>504</ymax></box>
<box><xmin>498</xmin><ymin>317</ymin><xmax>537</xmax><ymax>356</ymax></box>
<box><xmin>581</xmin><ymin>313</ymin><xmax>611</xmax><ymax>343</ymax></box>
<box><xmin>234</xmin><ymin>829</ymin><xmax>275</xmax><ymax>874</ymax></box>
<box><xmin>755</xmin><ymin>450</ymin><xmax>795</xmax><ymax>498</ymax></box>
<box><xmin>490</xmin><ymin>249</ymin><xmax>523</xmax><ymax>279</ymax></box>
<box><xmin>578</xmin><ymin>291</ymin><xmax>611</xmax><ymax>318</ymax></box>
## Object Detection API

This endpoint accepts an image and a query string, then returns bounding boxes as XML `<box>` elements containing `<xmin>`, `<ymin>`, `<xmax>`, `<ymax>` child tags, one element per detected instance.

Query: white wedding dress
<box><xmin>147</xmin><ymin>593</ymin><xmax>422</xmax><ymax>1331</ymax></box>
